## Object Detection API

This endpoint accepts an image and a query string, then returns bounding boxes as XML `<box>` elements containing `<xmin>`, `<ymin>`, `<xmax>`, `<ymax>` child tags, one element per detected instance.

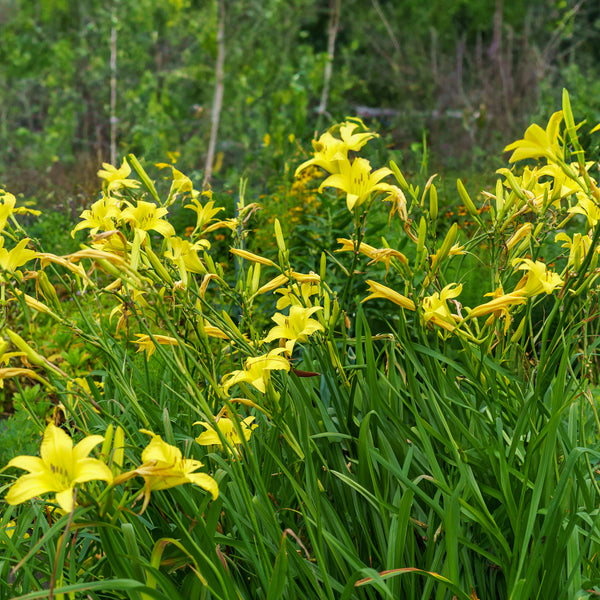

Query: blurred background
<box><xmin>0</xmin><ymin>0</ymin><xmax>598</xmax><ymax>207</ymax></box>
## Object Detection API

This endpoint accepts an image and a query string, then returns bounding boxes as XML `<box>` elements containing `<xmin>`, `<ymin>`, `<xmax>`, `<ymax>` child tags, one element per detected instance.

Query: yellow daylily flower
<box><xmin>263</xmin><ymin>305</ymin><xmax>324</xmax><ymax>354</ymax></box>
<box><xmin>156</xmin><ymin>164</ymin><xmax>194</xmax><ymax>204</ymax></box>
<box><xmin>319</xmin><ymin>157</ymin><xmax>392</xmax><ymax>211</ymax></box>
<box><xmin>185</xmin><ymin>194</ymin><xmax>224</xmax><ymax>232</ymax></box>
<box><xmin>0</xmin><ymin>238</ymin><xmax>37</xmax><ymax>274</ymax></box>
<box><xmin>294</xmin><ymin>131</ymin><xmax>347</xmax><ymax>176</ymax></box>
<box><xmin>467</xmin><ymin>287</ymin><xmax>527</xmax><ymax>334</ymax></box>
<box><xmin>222</xmin><ymin>348</ymin><xmax>290</xmax><ymax>394</ymax></box>
<box><xmin>5</xmin><ymin>423</ymin><xmax>112</xmax><ymax>513</ymax></box>
<box><xmin>114</xmin><ymin>430</ymin><xmax>218</xmax><ymax>514</ymax></box>
<box><xmin>275</xmin><ymin>281</ymin><xmax>321</xmax><ymax>309</ymax></box>
<box><xmin>422</xmin><ymin>283</ymin><xmax>463</xmax><ymax>332</ymax></box>
<box><xmin>195</xmin><ymin>415</ymin><xmax>257</xmax><ymax>455</ymax></box>
<box><xmin>164</xmin><ymin>236</ymin><xmax>208</xmax><ymax>286</ymax></box>
<box><xmin>338</xmin><ymin>120</ymin><xmax>378</xmax><ymax>150</ymax></box>
<box><xmin>0</xmin><ymin>190</ymin><xmax>40</xmax><ymax>232</ymax></box>
<box><xmin>504</xmin><ymin>110</ymin><xmax>564</xmax><ymax>163</ymax></box>
<box><xmin>336</xmin><ymin>238</ymin><xmax>408</xmax><ymax>272</ymax></box>
<box><xmin>120</xmin><ymin>201</ymin><xmax>175</xmax><ymax>239</ymax></box>
<box><xmin>555</xmin><ymin>232</ymin><xmax>595</xmax><ymax>270</ymax></box>
<box><xmin>513</xmin><ymin>259</ymin><xmax>564</xmax><ymax>297</ymax></box>
<box><xmin>0</xmin><ymin>190</ymin><xmax>17</xmax><ymax>232</ymax></box>
<box><xmin>71</xmin><ymin>195</ymin><xmax>122</xmax><ymax>238</ymax></box>
<box><xmin>362</xmin><ymin>280</ymin><xmax>416</xmax><ymax>311</ymax></box>
<box><xmin>380</xmin><ymin>184</ymin><xmax>408</xmax><ymax>221</ymax></box>
<box><xmin>569</xmin><ymin>194</ymin><xmax>600</xmax><ymax>228</ymax></box>
<box><xmin>133</xmin><ymin>334</ymin><xmax>179</xmax><ymax>360</ymax></box>
<box><xmin>97</xmin><ymin>157</ymin><xmax>140</xmax><ymax>192</ymax></box>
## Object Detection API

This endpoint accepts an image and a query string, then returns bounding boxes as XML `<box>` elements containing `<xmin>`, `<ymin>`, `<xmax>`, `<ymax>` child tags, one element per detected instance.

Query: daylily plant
<box><xmin>5</xmin><ymin>423</ymin><xmax>113</xmax><ymax>513</ymax></box>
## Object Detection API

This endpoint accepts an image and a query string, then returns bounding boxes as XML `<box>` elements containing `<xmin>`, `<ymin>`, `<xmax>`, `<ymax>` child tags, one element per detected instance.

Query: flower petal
<box><xmin>6</xmin><ymin>455</ymin><xmax>46</xmax><ymax>474</ymax></box>
<box><xmin>186</xmin><ymin>473</ymin><xmax>219</xmax><ymax>500</ymax></box>
<box><xmin>55</xmin><ymin>488</ymin><xmax>76</xmax><ymax>513</ymax></box>
<box><xmin>5</xmin><ymin>472</ymin><xmax>58</xmax><ymax>505</ymax></box>
<box><xmin>73</xmin><ymin>435</ymin><xmax>105</xmax><ymax>462</ymax></box>
<box><xmin>73</xmin><ymin>458</ymin><xmax>113</xmax><ymax>484</ymax></box>
<box><xmin>40</xmin><ymin>424</ymin><xmax>73</xmax><ymax>466</ymax></box>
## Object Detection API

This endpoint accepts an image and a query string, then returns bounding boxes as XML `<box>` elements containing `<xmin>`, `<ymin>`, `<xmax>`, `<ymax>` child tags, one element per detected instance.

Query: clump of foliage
<box><xmin>1</xmin><ymin>91</ymin><xmax>600</xmax><ymax>599</ymax></box>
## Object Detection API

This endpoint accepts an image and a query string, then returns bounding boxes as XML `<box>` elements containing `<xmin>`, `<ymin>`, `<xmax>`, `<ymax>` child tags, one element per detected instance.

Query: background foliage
<box><xmin>1</xmin><ymin>0</ymin><xmax>599</xmax><ymax>203</ymax></box>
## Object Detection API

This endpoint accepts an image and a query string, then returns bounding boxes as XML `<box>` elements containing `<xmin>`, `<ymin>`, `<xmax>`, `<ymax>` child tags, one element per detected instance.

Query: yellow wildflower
<box><xmin>0</xmin><ymin>238</ymin><xmax>37</xmax><ymax>274</ymax></box>
<box><xmin>504</xmin><ymin>110</ymin><xmax>564</xmax><ymax>163</ymax></box>
<box><xmin>195</xmin><ymin>414</ymin><xmax>257</xmax><ymax>455</ymax></box>
<box><xmin>97</xmin><ymin>157</ymin><xmax>140</xmax><ymax>192</ymax></box>
<box><xmin>133</xmin><ymin>334</ymin><xmax>179</xmax><ymax>360</ymax></box>
<box><xmin>120</xmin><ymin>201</ymin><xmax>175</xmax><ymax>240</ymax></box>
<box><xmin>71</xmin><ymin>195</ymin><xmax>121</xmax><ymax>238</ymax></box>
<box><xmin>222</xmin><ymin>348</ymin><xmax>290</xmax><ymax>394</ymax></box>
<box><xmin>513</xmin><ymin>259</ymin><xmax>564</xmax><ymax>297</ymax></box>
<box><xmin>319</xmin><ymin>157</ymin><xmax>392</xmax><ymax>212</ymax></box>
<box><xmin>5</xmin><ymin>423</ymin><xmax>112</xmax><ymax>513</ymax></box>
<box><xmin>114</xmin><ymin>430</ymin><xmax>218</xmax><ymax>514</ymax></box>
<box><xmin>422</xmin><ymin>284</ymin><xmax>463</xmax><ymax>332</ymax></box>
<box><xmin>263</xmin><ymin>305</ymin><xmax>324</xmax><ymax>354</ymax></box>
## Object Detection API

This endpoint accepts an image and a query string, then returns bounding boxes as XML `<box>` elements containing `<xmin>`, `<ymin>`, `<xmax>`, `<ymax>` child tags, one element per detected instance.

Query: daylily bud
<box><xmin>6</xmin><ymin>329</ymin><xmax>46</xmax><ymax>367</ymax></box>
<box><xmin>274</xmin><ymin>218</ymin><xmax>286</xmax><ymax>253</ymax></box>
<box><xmin>36</xmin><ymin>270</ymin><xmax>63</xmax><ymax>314</ymax></box>
<box><xmin>429</xmin><ymin>184</ymin><xmax>438</xmax><ymax>220</ymax></box>
<box><xmin>457</xmin><ymin>179</ymin><xmax>484</xmax><ymax>226</ymax></box>
<box><xmin>389</xmin><ymin>160</ymin><xmax>409</xmax><ymax>192</ymax></box>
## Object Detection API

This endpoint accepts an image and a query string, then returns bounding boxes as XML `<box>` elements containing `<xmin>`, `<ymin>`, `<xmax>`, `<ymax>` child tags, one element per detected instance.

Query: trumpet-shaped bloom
<box><xmin>294</xmin><ymin>121</ymin><xmax>377</xmax><ymax>177</ymax></box>
<box><xmin>422</xmin><ymin>283</ymin><xmax>463</xmax><ymax>331</ymax></box>
<box><xmin>263</xmin><ymin>305</ymin><xmax>324</xmax><ymax>354</ymax></box>
<box><xmin>336</xmin><ymin>238</ymin><xmax>408</xmax><ymax>273</ymax></box>
<box><xmin>71</xmin><ymin>195</ymin><xmax>122</xmax><ymax>238</ymax></box>
<box><xmin>0</xmin><ymin>190</ymin><xmax>16</xmax><ymax>233</ymax></box>
<box><xmin>185</xmin><ymin>194</ymin><xmax>224</xmax><ymax>231</ymax></box>
<box><xmin>338</xmin><ymin>120</ymin><xmax>378</xmax><ymax>151</ymax></box>
<box><xmin>319</xmin><ymin>157</ymin><xmax>393</xmax><ymax>211</ymax></box>
<box><xmin>569</xmin><ymin>194</ymin><xmax>600</xmax><ymax>229</ymax></box>
<box><xmin>195</xmin><ymin>416</ymin><xmax>257</xmax><ymax>454</ymax></box>
<box><xmin>294</xmin><ymin>131</ymin><xmax>347</xmax><ymax>176</ymax></box>
<box><xmin>504</xmin><ymin>111</ymin><xmax>564</xmax><ymax>163</ymax></box>
<box><xmin>222</xmin><ymin>348</ymin><xmax>290</xmax><ymax>394</ymax></box>
<box><xmin>114</xmin><ymin>431</ymin><xmax>218</xmax><ymax>514</ymax></box>
<box><xmin>468</xmin><ymin>287</ymin><xmax>527</xmax><ymax>334</ymax></box>
<box><xmin>164</xmin><ymin>236</ymin><xmax>209</xmax><ymax>283</ymax></box>
<box><xmin>120</xmin><ymin>201</ymin><xmax>175</xmax><ymax>239</ymax></box>
<box><xmin>5</xmin><ymin>423</ymin><xmax>112</xmax><ymax>513</ymax></box>
<box><xmin>133</xmin><ymin>334</ymin><xmax>179</xmax><ymax>360</ymax></box>
<box><xmin>97</xmin><ymin>158</ymin><xmax>140</xmax><ymax>191</ymax></box>
<box><xmin>0</xmin><ymin>238</ymin><xmax>37</xmax><ymax>274</ymax></box>
<box><xmin>275</xmin><ymin>281</ymin><xmax>321</xmax><ymax>309</ymax></box>
<box><xmin>556</xmin><ymin>232</ymin><xmax>594</xmax><ymax>270</ymax></box>
<box><xmin>513</xmin><ymin>259</ymin><xmax>564</xmax><ymax>297</ymax></box>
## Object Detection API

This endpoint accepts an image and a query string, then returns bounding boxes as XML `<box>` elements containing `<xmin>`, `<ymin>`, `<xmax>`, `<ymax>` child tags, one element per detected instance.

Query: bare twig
<box><xmin>109</xmin><ymin>3</ymin><xmax>118</xmax><ymax>166</ymax></box>
<box><xmin>317</xmin><ymin>0</ymin><xmax>341</xmax><ymax>124</ymax></box>
<box><xmin>371</xmin><ymin>0</ymin><xmax>402</xmax><ymax>62</ymax></box>
<box><xmin>204</xmin><ymin>0</ymin><xmax>225</xmax><ymax>188</ymax></box>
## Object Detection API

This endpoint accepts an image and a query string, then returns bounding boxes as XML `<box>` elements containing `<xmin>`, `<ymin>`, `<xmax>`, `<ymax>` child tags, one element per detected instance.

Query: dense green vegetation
<box><xmin>1</xmin><ymin>0</ymin><xmax>599</xmax><ymax>201</ymax></box>
<box><xmin>2</xmin><ymin>2</ymin><xmax>600</xmax><ymax>598</ymax></box>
